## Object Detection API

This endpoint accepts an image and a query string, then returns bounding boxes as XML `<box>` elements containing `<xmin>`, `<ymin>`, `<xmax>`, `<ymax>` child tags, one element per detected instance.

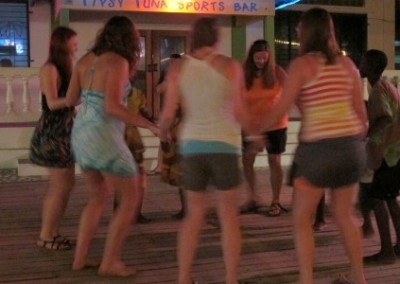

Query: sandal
<box><xmin>37</xmin><ymin>235</ymin><xmax>74</xmax><ymax>251</ymax></box>
<box><xmin>267</xmin><ymin>203</ymin><xmax>288</xmax><ymax>217</ymax></box>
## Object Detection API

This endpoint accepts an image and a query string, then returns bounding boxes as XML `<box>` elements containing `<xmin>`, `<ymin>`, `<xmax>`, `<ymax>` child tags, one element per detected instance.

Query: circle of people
<box><xmin>27</xmin><ymin>7</ymin><xmax>400</xmax><ymax>284</ymax></box>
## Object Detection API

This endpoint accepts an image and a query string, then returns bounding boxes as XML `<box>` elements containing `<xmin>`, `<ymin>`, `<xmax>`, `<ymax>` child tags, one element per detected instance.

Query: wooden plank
<box><xmin>0</xmin><ymin>169</ymin><xmax>398</xmax><ymax>283</ymax></box>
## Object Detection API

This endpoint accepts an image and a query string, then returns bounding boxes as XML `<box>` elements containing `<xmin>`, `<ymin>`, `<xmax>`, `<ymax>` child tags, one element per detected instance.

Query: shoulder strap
<box><xmin>85</xmin><ymin>56</ymin><xmax>98</xmax><ymax>90</ymax></box>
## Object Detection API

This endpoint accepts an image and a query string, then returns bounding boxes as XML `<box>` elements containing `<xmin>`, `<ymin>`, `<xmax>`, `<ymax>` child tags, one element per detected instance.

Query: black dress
<box><xmin>29</xmin><ymin>74</ymin><xmax>75</xmax><ymax>168</ymax></box>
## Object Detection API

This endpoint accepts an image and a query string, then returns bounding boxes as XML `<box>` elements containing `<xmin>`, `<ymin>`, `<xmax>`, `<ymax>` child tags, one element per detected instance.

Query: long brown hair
<box><xmin>47</xmin><ymin>26</ymin><xmax>77</xmax><ymax>91</ymax></box>
<box><xmin>243</xmin><ymin>39</ymin><xmax>277</xmax><ymax>89</ymax></box>
<box><xmin>91</xmin><ymin>16</ymin><xmax>141</xmax><ymax>73</ymax></box>
<box><xmin>298</xmin><ymin>7</ymin><xmax>340</xmax><ymax>65</ymax></box>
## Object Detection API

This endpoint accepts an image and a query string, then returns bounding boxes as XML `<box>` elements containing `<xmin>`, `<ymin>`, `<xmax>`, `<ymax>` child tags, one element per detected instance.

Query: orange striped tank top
<box><xmin>297</xmin><ymin>63</ymin><xmax>364</xmax><ymax>142</ymax></box>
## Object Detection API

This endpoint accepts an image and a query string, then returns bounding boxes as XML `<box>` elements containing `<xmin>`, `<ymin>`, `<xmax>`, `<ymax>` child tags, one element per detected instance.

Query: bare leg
<box><xmin>386</xmin><ymin>198</ymin><xmax>400</xmax><ymax>249</ymax></box>
<box><xmin>177</xmin><ymin>190</ymin><xmax>206</xmax><ymax>284</ymax></box>
<box><xmin>292</xmin><ymin>177</ymin><xmax>325</xmax><ymax>284</ymax></box>
<box><xmin>39</xmin><ymin>167</ymin><xmax>75</xmax><ymax>241</ymax></box>
<box><xmin>73</xmin><ymin>170</ymin><xmax>110</xmax><ymax>270</ymax></box>
<box><xmin>331</xmin><ymin>184</ymin><xmax>366</xmax><ymax>284</ymax></box>
<box><xmin>241</xmin><ymin>150</ymin><xmax>257</xmax><ymax>202</ymax></box>
<box><xmin>364</xmin><ymin>199</ymin><xmax>396</xmax><ymax>264</ymax></box>
<box><xmin>149</xmin><ymin>145</ymin><xmax>163</xmax><ymax>173</ymax></box>
<box><xmin>268</xmin><ymin>153</ymin><xmax>283</xmax><ymax>205</ymax></box>
<box><xmin>313</xmin><ymin>195</ymin><xmax>326</xmax><ymax>231</ymax></box>
<box><xmin>358</xmin><ymin>183</ymin><xmax>374</xmax><ymax>237</ymax></box>
<box><xmin>216</xmin><ymin>188</ymin><xmax>241</xmax><ymax>284</ymax></box>
<box><xmin>98</xmin><ymin>173</ymin><xmax>139</xmax><ymax>277</ymax></box>
<box><xmin>172</xmin><ymin>187</ymin><xmax>186</xmax><ymax>219</ymax></box>
<box><xmin>136</xmin><ymin>169</ymin><xmax>151</xmax><ymax>223</ymax></box>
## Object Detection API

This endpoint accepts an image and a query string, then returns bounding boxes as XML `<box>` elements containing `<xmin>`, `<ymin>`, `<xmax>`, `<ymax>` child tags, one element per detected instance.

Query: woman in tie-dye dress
<box><xmin>56</xmin><ymin>16</ymin><xmax>159</xmax><ymax>277</ymax></box>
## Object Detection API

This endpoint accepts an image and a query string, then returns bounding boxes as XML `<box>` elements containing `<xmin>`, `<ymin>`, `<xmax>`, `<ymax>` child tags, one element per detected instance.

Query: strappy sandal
<box><xmin>36</xmin><ymin>235</ymin><xmax>74</xmax><ymax>251</ymax></box>
<box><xmin>267</xmin><ymin>203</ymin><xmax>288</xmax><ymax>217</ymax></box>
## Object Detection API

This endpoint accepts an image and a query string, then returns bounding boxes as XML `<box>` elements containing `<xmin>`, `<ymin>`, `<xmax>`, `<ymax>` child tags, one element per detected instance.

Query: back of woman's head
<box><xmin>299</xmin><ymin>7</ymin><xmax>340</xmax><ymax>64</ymax></box>
<box><xmin>92</xmin><ymin>16</ymin><xmax>141</xmax><ymax>71</ymax></box>
<box><xmin>191</xmin><ymin>17</ymin><xmax>219</xmax><ymax>50</ymax></box>
<box><xmin>48</xmin><ymin>26</ymin><xmax>77</xmax><ymax>85</ymax></box>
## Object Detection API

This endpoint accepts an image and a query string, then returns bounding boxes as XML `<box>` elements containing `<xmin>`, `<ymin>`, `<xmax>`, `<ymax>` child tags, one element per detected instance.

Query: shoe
<box><xmin>36</xmin><ymin>235</ymin><xmax>74</xmax><ymax>251</ymax></box>
<box><xmin>267</xmin><ymin>203</ymin><xmax>288</xmax><ymax>217</ymax></box>
<box><xmin>136</xmin><ymin>214</ymin><xmax>151</xmax><ymax>224</ymax></box>
<box><xmin>363</xmin><ymin>251</ymin><xmax>396</xmax><ymax>265</ymax></box>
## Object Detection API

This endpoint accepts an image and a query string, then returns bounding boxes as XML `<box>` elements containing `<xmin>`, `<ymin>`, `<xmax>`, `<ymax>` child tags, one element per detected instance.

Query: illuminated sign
<box><xmin>60</xmin><ymin>0</ymin><xmax>275</xmax><ymax>16</ymax></box>
<box><xmin>276</xmin><ymin>0</ymin><xmax>301</xmax><ymax>10</ymax></box>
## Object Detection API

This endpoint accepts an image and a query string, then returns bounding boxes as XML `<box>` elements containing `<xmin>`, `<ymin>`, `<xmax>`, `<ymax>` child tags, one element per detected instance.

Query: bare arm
<box><xmin>39</xmin><ymin>64</ymin><xmax>68</xmax><ymax>110</ymax></box>
<box><xmin>342</xmin><ymin>56</ymin><xmax>368</xmax><ymax>135</ymax></box>
<box><xmin>227</xmin><ymin>59</ymin><xmax>248</xmax><ymax>126</ymax></box>
<box><xmin>159</xmin><ymin>61</ymin><xmax>181</xmax><ymax>142</ymax></box>
<box><xmin>64</xmin><ymin>63</ymin><xmax>82</xmax><ymax>107</ymax></box>
<box><xmin>104</xmin><ymin>57</ymin><xmax>158</xmax><ymax>135</ymax></box>
<box><xmin>257</xmin><ymin>57</ymin><xmax>305</xmax><ymax>133</ymax></box>
<box><xmin>275</xmin><ymin>64</ymin><xmax>287</xmax><ymax>86</ymax></box>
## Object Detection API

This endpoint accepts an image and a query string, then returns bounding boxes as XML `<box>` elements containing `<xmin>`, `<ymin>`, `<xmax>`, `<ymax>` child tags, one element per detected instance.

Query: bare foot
<box><xmin>72</xmin><ymin>257</ymin><xmax>100</xmax><ymax>271</ymax></box>
<box><xmin>98</xmin><ymin>261</ymin><xmax>136</xmax><ymax>277</ymax></box>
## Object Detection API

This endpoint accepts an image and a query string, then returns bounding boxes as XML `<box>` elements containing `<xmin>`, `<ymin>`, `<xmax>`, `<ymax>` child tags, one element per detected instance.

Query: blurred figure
<box><xmin>240</xmin><ymin>39</ymin><xmax>288</xmax><ymax>216</ymax></box>
<box><xmin>0</xmin><ymin>58</ymin><xmax>12</xmax><ymax>67</ymax></box>
<box><xmin>360</xmin><ymin>49</ymin><xmax>400</xmax><ymax>265</ymax></box>
<box><xmin>30</xmin><ymin>26</ymin><xmax>78</xmax><ymax>251</ymax></box>
<box><xmin>160</xmin><ymin>17</ymin><xmax>248</xmax><ymax>284</ymax></box>
<box><xmin>148</xmin><ymin>53</ymin><xmax>182</xmax><ymax>175</ymax></box>
<box><xmin>59</xmin><ymin>16</ymin><xmax>159</xmax><ymax>276</ymax></box>
<box><xmin>117</xmin><ymin>85</ymin><xmax>153</xmax><ymax>223</ymax></box>
<box><xmin>160</xmin><ymin>105</ymin><xmax>186</xmax><ymax>219</ymax></box>
<box><xmin>254</xmin><ymin>8</ymin><xmax>367</xmax><ymax>284</ymax></box>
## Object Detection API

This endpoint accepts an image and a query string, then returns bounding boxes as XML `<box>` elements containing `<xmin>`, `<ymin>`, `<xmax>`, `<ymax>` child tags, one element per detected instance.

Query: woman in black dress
<box><xmin>30</xmin><ymin>26</ymin><xmax>78</xmax><ymax>250</ymax></box>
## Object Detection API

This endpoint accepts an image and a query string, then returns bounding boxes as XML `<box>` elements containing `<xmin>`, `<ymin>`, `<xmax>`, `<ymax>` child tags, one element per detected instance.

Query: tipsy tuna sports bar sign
<box><xmin>60</xmin><ymin>0</ymin><xmax>275</xmax><ymax>16</ymax></box>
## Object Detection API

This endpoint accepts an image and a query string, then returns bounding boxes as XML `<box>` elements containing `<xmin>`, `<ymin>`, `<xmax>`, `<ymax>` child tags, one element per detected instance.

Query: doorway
<box><xmin>135</xmin><ymin>30</ymin><xmax>190</xmax><ymax>120</ymax></box>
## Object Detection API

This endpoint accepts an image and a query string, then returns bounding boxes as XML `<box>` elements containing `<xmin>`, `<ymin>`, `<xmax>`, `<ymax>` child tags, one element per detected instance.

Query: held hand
<box><xmin>244</xmin><ymin>135</ymin><xmax>265</xmax><ymax>154</ymax></box>
<box><xmin>160</xmin><ymin>141</ymin><xmax>170</xmax><ymax>152</ymax></box>
<box><xmin>149</xmin><ymin>124</ymin><xmax>160</xmax><ymax>138</ymax></box>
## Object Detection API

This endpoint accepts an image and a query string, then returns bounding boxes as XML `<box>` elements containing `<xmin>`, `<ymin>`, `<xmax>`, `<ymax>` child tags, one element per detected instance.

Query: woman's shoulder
<box><xmin>40</xmin><ymin>62</ymin><xmax>56</xmax><ymax>73</ymax></box>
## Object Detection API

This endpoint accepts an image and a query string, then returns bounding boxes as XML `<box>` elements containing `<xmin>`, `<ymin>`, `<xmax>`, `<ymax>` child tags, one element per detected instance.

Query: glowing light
<box><xmin>276</xmin><ymin>0</ymin><xmax>301</xmax><ymax>10</ymax></box>
<box><xmin>275</xmin><ymin>39</ymin><xmax>300</xmax><ymax>46</ymax></box>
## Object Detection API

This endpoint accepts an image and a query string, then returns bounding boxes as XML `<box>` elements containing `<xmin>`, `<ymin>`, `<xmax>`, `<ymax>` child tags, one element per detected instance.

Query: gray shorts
<box><xmin>181</xmin><ymin>153</ymin><xmax>241</xmax><ymax>191</ymax></box>
<box><xmin>292</xmin><ymin>135</ymin><xmax>366</xmax><ymax>189</ymax></box>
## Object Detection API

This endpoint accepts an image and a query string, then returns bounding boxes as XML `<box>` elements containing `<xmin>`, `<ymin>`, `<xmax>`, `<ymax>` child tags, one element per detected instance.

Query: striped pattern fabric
<box><xmin>298</xmin><ymin>64</ymin><xmax>364</xmax><ymax>142</ymax></box>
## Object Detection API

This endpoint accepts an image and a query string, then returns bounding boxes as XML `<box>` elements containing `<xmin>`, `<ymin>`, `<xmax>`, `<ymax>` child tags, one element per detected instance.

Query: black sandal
<box><xmin>36</xmin><ymin>235</ymin><xmax>73</xmax><ymax>251</ymax></box>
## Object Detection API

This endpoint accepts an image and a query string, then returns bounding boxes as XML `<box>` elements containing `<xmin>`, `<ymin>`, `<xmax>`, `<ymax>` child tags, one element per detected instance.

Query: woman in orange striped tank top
<box><xmin>252</xmin><ymin>8</ymin><xmax>368</xmax><ymax>284</ymax></box>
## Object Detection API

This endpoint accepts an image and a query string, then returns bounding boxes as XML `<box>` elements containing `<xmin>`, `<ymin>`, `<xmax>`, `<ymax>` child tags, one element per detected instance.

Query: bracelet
<box><xmin>244</xmin><ymin>135</ymin><xmax>263</xmax><ymax>142</ymax></box>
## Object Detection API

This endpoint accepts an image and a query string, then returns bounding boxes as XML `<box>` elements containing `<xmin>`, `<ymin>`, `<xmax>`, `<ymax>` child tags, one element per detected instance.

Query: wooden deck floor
<box><xmin>0</xmin><ymin>169</ymin><xmax>399</xmax><ymax>284</ymax></box>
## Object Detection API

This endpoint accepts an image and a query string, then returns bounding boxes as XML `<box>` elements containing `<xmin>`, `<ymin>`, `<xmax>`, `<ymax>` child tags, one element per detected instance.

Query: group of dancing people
<box><xmin>27</xmin><ymin>6</ymin><xmax>400</xmax><ymax>284</ymax></box>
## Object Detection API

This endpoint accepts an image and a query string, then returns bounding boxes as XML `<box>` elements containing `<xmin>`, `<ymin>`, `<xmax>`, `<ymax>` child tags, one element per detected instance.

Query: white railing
<box><xmin>0</xmin><ymin>67</ymin><xmax>41</xmax><ymax>124</ymax></box>
<box><xmin>1</xmin><ymin>68</ymin><xmax>400</xmax><ymax>171</ymax></box>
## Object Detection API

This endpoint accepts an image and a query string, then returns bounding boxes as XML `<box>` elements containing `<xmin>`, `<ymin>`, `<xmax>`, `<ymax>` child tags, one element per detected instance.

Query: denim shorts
<box><xmin>292</xmin><ymin>135</ymin><xmax>366</xmax><ymax>189</ymax></box>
